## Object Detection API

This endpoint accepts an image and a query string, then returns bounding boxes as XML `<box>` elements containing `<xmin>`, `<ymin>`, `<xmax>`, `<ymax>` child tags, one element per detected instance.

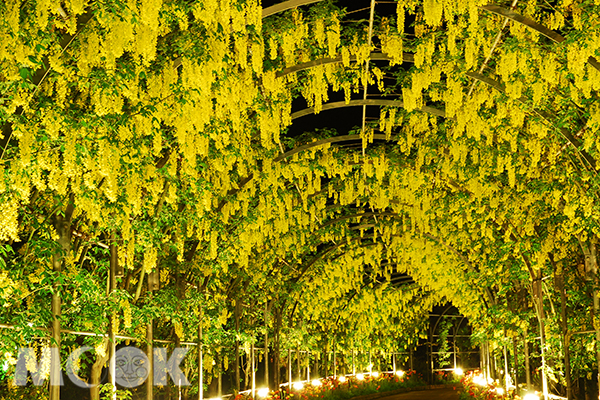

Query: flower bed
<box><xmin>458</xmin><ymin>371</ymin><xmax>507</xmax><ymax>400</ymax></box>
<box><xmin>267</xmin><ymin>371</ymin><xmax>426</xmax><ymax>400</ymax></box>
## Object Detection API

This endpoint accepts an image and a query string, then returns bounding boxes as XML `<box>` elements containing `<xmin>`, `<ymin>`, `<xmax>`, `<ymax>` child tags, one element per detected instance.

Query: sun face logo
<box><xmin>114</xmin><ymin>347</ymin><xmax>150</xmax><ymax>388</ymax></box>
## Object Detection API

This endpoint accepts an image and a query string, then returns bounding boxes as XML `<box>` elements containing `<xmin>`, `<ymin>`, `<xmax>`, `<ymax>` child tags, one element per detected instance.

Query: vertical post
<box><xmin>392</xmin><ymin>353</ymin><xmax>396</xmax><ymax>374</ymax></box>
<box><xmin>333</xmin><ymin>341</ymin><xmax>336</xmax><ymax>378</ymax></box>
<box><xmin>198</xmin><ymin>301</ymin><xmax>204</xmax><ymax>400</ymax></box>
<box><xmin>588</xmin><ymin>241</ymin><xmax>600</xmax><ymax>400</ymax></box>
<box><xmin>288</xmin><ymin>349</ymin><xmax>292</xmax><ymax>386</ymax></box>
<box><xmin>297</xmin><ymin>347</ymin><xmax>301</xmax><ymax>382</ymax></box>
<box><xmin>556</xmin><ymin>269</ymin><xmax>572</xmax><ymax>400</ymax></box>
<box><xmin>594</xmin><ymin>285</ymin><xmax>600</xmax><ymax>400</ymax></box>
<box><xmin>512</xmin><ymin>337</ymin><xmax>519</xmax><ymax>394</ymax></box>
<box><xmin>264</xmin><ymin>303</ymin><xmax>269</xmax><ymax>389</ymax></box>
<box><xmin>218</xmin><ymin>352</ymin><xmax>222</xmax><ymax>397</ymax></box>
<box><xmin>503</xmin><ymin>343</ymin><xmax>510</xmax><ymax>394</ymax></box>
<box><xmin>524</xmin><ymin>332</ymin><xmax>531</xmax><ymax>390</ymax></box>
<box><xmin>147</xmin><ymin>292</ymin><xmax>154</xmax><ymax>400</ymax></box>
<box><xmin>368</xmin><ymin>348</ymin><xmax>372</xmax><ymax>375</ymax></box>
<box><xmin>480</xmin><ymin>346</ymin><xmax>485</xmax><ymax>380</ymax></box>
<box><xmin>251</xmin><ymin>343</ymin><xmax>255</xmax><ymax>399</ymax></box>
<box><xmin>307</xmin><ymin>351</ymin><xmax>310</xmax><ymax>382</ymax></box>
<box><xmin>533</xmin><ymin>273</ymin><xmax>549</xmax><ymax>400</ymax></box>
<box><xmin>109</xmin><ymin>237</ymin><xmax>118</xmax><ymax>400</ymax></box>
<box><xmin>235</xmin><ymin>300</ymin><xmax>241</xmax><ymax>393</ymax></box>
<box><xmin>323</xmin><ymin>344</ymin><xmax>328</xmax><ymax>378</ymax></box>
<box><xmin>352</xmin><ymin>347</ymin><xmax>355</xmax><ymax>375</ymax></box>
<box><xmin>409</xmin><ymin>348</ymin><xmax>413</xmax><ymax>371</ymax></box>
<box><xmin>453</xmin><ymin>326</ymin><xmax>457</xmax><ymax>369</ymax></box>
<box><xmin>486</xmin><ymin>342</ymin><xmax>491</xmax><ymax>380</ymax></box>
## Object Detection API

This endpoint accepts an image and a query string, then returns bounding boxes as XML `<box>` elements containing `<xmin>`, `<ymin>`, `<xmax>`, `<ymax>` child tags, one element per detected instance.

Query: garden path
<box><xmin>379</xmin><ymin>388</ymin><xmax>460</xmax><ymax>400</ymax></box>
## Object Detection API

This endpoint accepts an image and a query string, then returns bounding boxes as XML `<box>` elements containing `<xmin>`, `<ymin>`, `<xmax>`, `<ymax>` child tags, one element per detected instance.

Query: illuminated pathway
<box><xmin>380</xmin><ymin>388</ymin><xmax>460</xmax><ymax>400</ymax></box>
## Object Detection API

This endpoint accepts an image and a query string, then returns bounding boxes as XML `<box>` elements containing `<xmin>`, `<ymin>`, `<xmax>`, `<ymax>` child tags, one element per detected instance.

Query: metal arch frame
<box><xmin>277</xmin><ymin>52</ymin><xmax>414</xmax><ymax>77</ymax></box>
<box><xmin>287</xmin><ymin>233</ymin><xmax>420</xmax><ymax>323</ymax></box>
<box><xmin>466</xmin><ymin>71</ymin><xmax>596</xmax><ymax>171</ymax></box>
<box><xmin>283</xmin><ymin>211</ymin><xmax>495</xmax><ymax>323</ymax></box>
<box><xmin>214</xmin><ymin>131</ymin><xmax>401</xmax><ymax>213</ymax></box>
<box><xmin>291</xmin><ymin>99</ymin><xmax>447</xmax><ymax>121</ymax></box>
<box><xmin>428</xmin><ymin>304</ymin><xmax>469</xmax><ymax>378</ymax></box>
<box><xmin>262</xmin><ymin>0</ymin><xmax>324</xmax><ymax>18</ymax></box>
<box><xmin>479</xmin><ymin>5</ymin><xmax>600</xmax><ymax>72</ymax></box>
<box><xmin>200</xmin><ymin>3</ymin><xmax>600</xmax><ymax>267</ymax></box>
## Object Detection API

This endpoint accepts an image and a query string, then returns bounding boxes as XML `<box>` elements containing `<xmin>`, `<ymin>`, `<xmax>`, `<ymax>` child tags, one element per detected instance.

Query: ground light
<box><xmin>395</xmin><ymin>370</ymin><xmax>405</xmax><ymax>377</ymax></box>
<box><xmin>371</xmin><ymin>372</ymin><xmax>380</xmax><ymax>378</ymax></box>
<box><xmin>356</xmin><ymin>373</ymin><xmax>365</xmax><ymax>381</ymax></box>
<box><xmin>311</xmin><ymin>379</ymin><xmax>321</xmax><ymax>386</ymax></box>
<box><xmin>495</xmin><ymin>387</ymin><xmax>505</xmax><ymax>396</ymax></box>
<box><xmin>257</xmin><ymin>388</ymin><xmax>270</xmax><ymax>398</ymax></box>
<box><xmin>454</xmin><ymin>368</ymin><xmax>464</xmax><ymax>376</ymax></box>
<box><xmin>523</xmin><ymin>393</ymin><xmax>540</xmax><ymax>400</ymax></box>
<box><xmin>292</xmin><ymin>382</ymin><xmax>304</xmax><ymax>390</ymax></box>
<box><xmin>338</xmin><ymin>376</ymin><xmax>347</xmax><ymax>382</ymax></box>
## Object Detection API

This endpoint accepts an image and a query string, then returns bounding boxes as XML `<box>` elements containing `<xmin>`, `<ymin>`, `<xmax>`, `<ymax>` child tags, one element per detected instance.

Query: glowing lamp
<box><xmin>454</xmin><ymin>368</ymin><xmax>464</xmax><ymax>376</ymax></box>
<box><xmin>257</xmin><ymin>388</ymin><xmax>270</xmax><ymax>398</ymax></box>
<box><xmin>292</xmin><ymin>382</ymin><xmax>304</xmax><ymax>390</ymax></box>
<box><xmin>311</xmin><ymin>379</ymin><xmax>321</xmax><ymax>386</ymax></box>
<box><xmin>356</xmin><ymin>373</ymin><xmax>365</xmax><ymax>381</ymax></box>
<box><xmin>395</xmin><ymin>370</ymin><xmax>405</xmax><ymax>377</ymax></box>
<box><xmin>338</xmin><ymin>376</ymin><xmax>346</xmax><ymax>382</ymax></box>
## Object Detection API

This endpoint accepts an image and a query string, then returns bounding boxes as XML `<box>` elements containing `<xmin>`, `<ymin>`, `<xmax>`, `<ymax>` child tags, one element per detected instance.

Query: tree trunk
<box><xmin>555</xmin><ymin>264</ymin><xmax>572</xmax><ymax>400</ymax></box>
<box><xmin>50</xmin><ymin>213</ymin><xmax>71</xmax><ymax>400</ymax></box>
<box><xmin>90</xmin><ymin>337</ymin><xmax>110</xmax><ymax>400</ymax></box>
<box><xmin>579</xmin><ymin>236</ymin><xmax>599</xmax><ymax>400</ymax></box>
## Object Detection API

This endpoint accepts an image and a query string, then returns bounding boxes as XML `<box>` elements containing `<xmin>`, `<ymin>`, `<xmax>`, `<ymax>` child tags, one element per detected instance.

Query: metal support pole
<box><xmin>297</xmin><ymin>347</ymin><xmax>301</xmax><ymax>382</ymax></box>
<box><xmin>264</xmin><ymin>303</ymin><xmax>269</xmax><ymax>389</ymax></box>
<box><xmin>307</xmin><ymin>351</ymin><xmax>310</xmax><ymax>382</ymax></box>
<box><xmin>503</xmin><ymin>343</ymin><xmax>510</xmax><ymax>394</ymax></box>
<box><xmin>109</xmin><ymin>238</ymin><xmax>118</xmax><ymax>400</ymax></box>
<box><xmin>594</xmin><ymin>286</ymin><xmax>600</xmax><ymax>400</ymax></box>
<box><xmin>352</xmin><ymin>348</ymin><xmax>355</xmax><ymax>375</ymax></box>
<box><xmin>218</xmin><ymin>353</ymin><xmax>222</xmax><ymax>397</ymax></box>
<box><xmin>453</xmin><ymin>326</ymin><xmax>457</xmax><ymax>369</ymax></box>
<box><xmin>333</xmin><ymin>341</ymin><xmax>337</xmax><ymax>378</ymax></box>
<box><xmin>524</xmin><ymin>333</ymin><xmax>531</xmax><ymax>390</ymax></box>
<box><xmin>147</xmin><ymin>292</ymin><xmax>154</xmax><ymax>400</ymax></box>
<box><xmin>512</xmin><ymin>337</ymin><xmax>519</xmax><ymax>395</ymax></box>
<box><xmin>198</xmin><ymin>303</ymin><xmax>204</xmax><ymax>400</ymax></box>
<box><xmin>288</xmin><ymin>349</ymin><xmax>292</xmax><ymax>386</ymax></box>
<box><xmin>251</xmin><ymin>344</ymin><xmax>255</xmax><ymax>399</ymax></box>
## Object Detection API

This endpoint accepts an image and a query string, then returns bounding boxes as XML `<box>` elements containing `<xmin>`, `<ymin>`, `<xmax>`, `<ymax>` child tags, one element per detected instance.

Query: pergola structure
<box><xmin>0</xmin><ymin>0</ymin><xmax>600</xmax><ymax>399</ymax></box>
